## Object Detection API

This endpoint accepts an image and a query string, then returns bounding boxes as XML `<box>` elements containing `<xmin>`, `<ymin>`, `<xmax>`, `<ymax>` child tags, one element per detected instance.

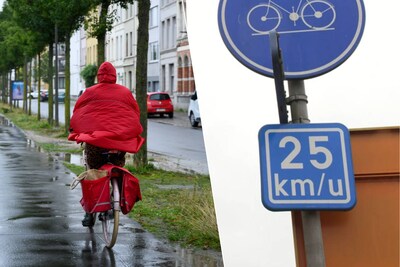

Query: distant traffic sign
<box><xmin>218</xmin><ymin>0</ymin><xmax>366</xmax><ymax>79</ymax></box>
<box><xmin>258</xmin><ymin>123</ymin><xmax>356</xmax><ymax>210</ymax></box>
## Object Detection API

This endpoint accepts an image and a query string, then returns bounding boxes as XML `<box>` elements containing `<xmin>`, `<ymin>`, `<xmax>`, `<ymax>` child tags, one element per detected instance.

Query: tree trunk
<box><xmin>23</xmin><ymin>58</ymin><xmax>28</xmax><ymax>112</ymax></box>
<box><xmin>134</xmin><ymin>0</ymin><xmax>151</xmax><ymax>167</ymax></box>
<box><xmin>1</xmin><ymin>74</ymin><xmax>5</xmax><ymax>103</ymax></box>
<box><xmin>48</xmin><ymin>42</ymin><xmax>54</xmax><ymax>125</ymax></box>
<box><xmin>28</xmin><ymin>61</ymin><xmax>32</xmax><ymax>116</ymax></box>
<box><xmin>97</xmin><ymin>2</ymin><xmax>109</xmax><ymax>66</ymax></box>
<box><xmin>65</xmin><ymin>33</ymin><xmax>71</xmax><ymax>133</ymax></box>
<box><xmin>9</xmin><ymin>70</ymin><xmax>12</xmax><ymax>111</ymax></box>
<box><xmin>37</xmin><ymin>53</ymin><xmax>41</xmax><ymax>120</ymax></box>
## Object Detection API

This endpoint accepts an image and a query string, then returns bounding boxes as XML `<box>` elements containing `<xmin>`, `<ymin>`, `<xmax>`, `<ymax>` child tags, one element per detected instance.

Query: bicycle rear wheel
<box><xmin>101</xmin><ymin>177</ymin><xmax>121</xmax><ymax>248</ymax></box>
<box><xmin>101</xmin><ymin>209</ymin><xmax>120</xmax><ymax>248</ymax></box>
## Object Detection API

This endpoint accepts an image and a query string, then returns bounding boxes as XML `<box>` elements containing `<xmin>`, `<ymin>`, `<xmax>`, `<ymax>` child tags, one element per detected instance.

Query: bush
<box><xmin>80</xmin><ymin>64</ymin><xmax>97</xmax><ymax>87</ymax></box>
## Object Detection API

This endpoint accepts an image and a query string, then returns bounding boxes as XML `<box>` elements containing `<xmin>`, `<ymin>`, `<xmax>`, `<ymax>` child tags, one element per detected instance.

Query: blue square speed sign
<box><xmin>258</xmin><ymin>123</ymin><xmax>356</xmax><ymax>211</ymax></box>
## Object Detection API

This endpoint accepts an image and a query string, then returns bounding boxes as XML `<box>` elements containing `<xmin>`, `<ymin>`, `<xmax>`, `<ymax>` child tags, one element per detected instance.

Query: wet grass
<box><xmin>1</xmin><ymin>103</ymin><xmax>221</xmax><ymax>251</ymax></box>
<box><xmin>0</xmin><ymin>103</ymin><xmax>66</xmax><ymax>137</ymax></box>
<box><xmin>124</xmin><ymin>165</ymin><xmax>220</xmax><ymax>250</ymax></box>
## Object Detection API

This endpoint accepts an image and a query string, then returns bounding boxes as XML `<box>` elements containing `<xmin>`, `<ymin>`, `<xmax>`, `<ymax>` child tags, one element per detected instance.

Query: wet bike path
<box><xmin>0</xmin><ymin>115</ymin><xmax>222</xmax><ymax>266</ymax></box>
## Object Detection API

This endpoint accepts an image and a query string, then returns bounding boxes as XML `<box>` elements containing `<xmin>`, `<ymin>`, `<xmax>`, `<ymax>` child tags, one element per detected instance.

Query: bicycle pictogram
<box><xmin>247</xmin><ymin>0</ymin><xmax>336</xmax><ymax>35</ymax></box>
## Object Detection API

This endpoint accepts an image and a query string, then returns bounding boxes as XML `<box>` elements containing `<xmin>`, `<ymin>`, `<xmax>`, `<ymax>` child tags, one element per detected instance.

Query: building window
<box><xmin>59</xmin><ymin>77</ymin><xmax>65</xmax><ymax>89</ymax></box>
<box><xmin>128</xmin><ymin>71</ymin><xmax>132</xmax><ymax>91</ymax></box>
<box><xmin>169</xmin><ymin>63</ymin><xmax>174</xmax><ymax>93</ymax></box>
<box><xmin>130</xmin><ymin>32</ymin><xmax>133</xmax><ymax>56</ymax></box>
<box><xmin>162</xmin><ymin>65</ymin><xmax>166</xmax><ymax>92</ymax></box>
<box><xmin>161</xmin><ymin>21</ymin><xmax>166</xmax><ymax>50</ymax></box>
<box><xmin>150</xmin><ymin>6</ymin><xmax>158</xmax><ymax>28</ymax></box>
<box><xmin>130</xmin><ymin>3</ymin><xmax>133</xmax><ymax>18</ymax></box>
<box><xmin>149</xmin><ymin>42</ymin><xmax>159</xmax><ymax>61</ymax></box>
<box><xmin>120</xmin><ymin>35</ymin><xmax>123</xmax><ymax>60</ymax></box>
<box><xmin>172</xmin><ymin>16</ymin><xmax>176</xmax><ymax>46</ymax></box>
<box><xmin>154</xmin><ymin>81</ymin><xmax>159</xmax><ymax>92</ymax></box>
<box><xmin>126</xmin><ymin>33</ymin><xmax>128</xmax><ymax>57</ymax></box>
<box><xmin>116</xmin><ymin>37</ymin><xmax>119</xmax><ymax>60</ymax></box>
<box><xmin>166</xmin><ymin>19</ymin><xmax>170</xmax><ymax>49</ymax></box>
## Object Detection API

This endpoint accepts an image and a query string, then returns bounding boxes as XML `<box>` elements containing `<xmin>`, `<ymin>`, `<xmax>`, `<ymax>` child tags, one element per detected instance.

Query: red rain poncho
<box><xmin>68</xmin><ymin>62</ymin><xmax>144</xmax><ymax>153</ymax></box>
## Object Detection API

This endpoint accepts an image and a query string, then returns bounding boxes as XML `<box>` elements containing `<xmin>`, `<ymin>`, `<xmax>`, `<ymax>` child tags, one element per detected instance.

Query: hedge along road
<box><xmin>28</xmin><ymin>99</ymin><xmax>209</xmax><ymax>175</ymax></box>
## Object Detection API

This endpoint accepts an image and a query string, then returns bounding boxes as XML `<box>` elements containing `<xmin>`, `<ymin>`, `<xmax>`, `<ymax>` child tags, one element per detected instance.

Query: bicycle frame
<box><xmin>111</xmin><ymin>176</ymin><xmax>121</xmax><ymax>212</ymax></box>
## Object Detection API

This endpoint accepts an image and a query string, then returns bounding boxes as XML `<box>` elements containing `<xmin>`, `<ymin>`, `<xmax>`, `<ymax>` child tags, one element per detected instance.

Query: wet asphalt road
<box><xmin>0</xmin><ymin>115</ymin><xmax>221</xmax><ymax>267</ymax></box>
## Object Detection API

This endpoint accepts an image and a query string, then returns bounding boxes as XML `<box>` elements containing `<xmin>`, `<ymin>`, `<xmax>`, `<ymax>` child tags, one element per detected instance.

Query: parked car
<box><xmin>188</xmin><ymin>91</ymin><xmax>201</xmax><ymax>127</ymax></box>
<box><xmin>29</xmin><ymin>91</ymin><xmax>39</xmax><ymax>99</ymax></box>
<box><xmin>40</xmin><ymin>90</ymin><xmax>48</xmax><ymax>102</ymax></box>
<box><xmin>147</xmin><ymin>92</ymin><xmax>174</xmax><ymax>118</ymax></box>
<box><xmin>40</xmin><ymin>89</ymin><xmax>65</xmax><ymax>102</ymax></box>
<box><xmin>54</xmin><ymin>90</ymin><xmax>65</xmax><ymax>103</ymax></box>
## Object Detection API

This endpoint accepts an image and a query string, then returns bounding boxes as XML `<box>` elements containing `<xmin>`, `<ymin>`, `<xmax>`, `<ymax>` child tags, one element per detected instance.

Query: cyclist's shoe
<box><xmin>82</xmin><ymin>213</ymin><xmax>94</xmax><ymax>227</ymax></box>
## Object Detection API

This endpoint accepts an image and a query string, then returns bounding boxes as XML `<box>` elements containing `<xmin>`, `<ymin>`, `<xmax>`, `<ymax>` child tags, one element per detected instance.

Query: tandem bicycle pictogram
<box><xmin>247</xmin><ymin>0</ymin><xmax>336</xmax><ymax>35</ymax></box>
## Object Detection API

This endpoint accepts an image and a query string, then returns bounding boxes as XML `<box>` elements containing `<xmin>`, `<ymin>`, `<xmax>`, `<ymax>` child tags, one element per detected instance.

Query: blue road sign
<box><xmin>258</xmin><ymin>123</ymin><xmax>356</xmax><ymax>210</ymax></box>
<box><xmin>218</xmin><ymin>0</ymin><xmax>366</xmax><ymax>79</ymax></box>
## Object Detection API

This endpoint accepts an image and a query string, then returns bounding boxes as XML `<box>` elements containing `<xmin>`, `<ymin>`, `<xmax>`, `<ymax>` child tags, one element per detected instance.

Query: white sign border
<box><xmin>264</xmin><ymin>127</ymin><xmax>352</xmax><ymax>205</ymax></box>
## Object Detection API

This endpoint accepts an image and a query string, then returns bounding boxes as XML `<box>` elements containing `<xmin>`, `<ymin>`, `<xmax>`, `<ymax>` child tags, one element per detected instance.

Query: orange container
<box><xmin>293</xmin><ymin>127</ymin><xmax>399</xmax><ymax>267</ymax></box>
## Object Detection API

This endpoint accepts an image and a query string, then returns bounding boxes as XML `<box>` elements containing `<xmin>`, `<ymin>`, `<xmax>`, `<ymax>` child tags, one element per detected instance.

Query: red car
<box><xmin>147</xmin><ymin>92</ymin><xmax>174</xmax><ymax>118</ymax></box>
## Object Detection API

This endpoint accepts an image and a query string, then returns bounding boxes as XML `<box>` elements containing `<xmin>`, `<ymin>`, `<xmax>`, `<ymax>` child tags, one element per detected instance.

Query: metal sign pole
<box><xmin>287</xmin><ymin>80</ymin><xmax>326</xmax><ymax>267</ymax></box>
<box><xmin>270</xmin><ymin>32</ymin><xmax>326</xmax><ymax>267</ymax></box>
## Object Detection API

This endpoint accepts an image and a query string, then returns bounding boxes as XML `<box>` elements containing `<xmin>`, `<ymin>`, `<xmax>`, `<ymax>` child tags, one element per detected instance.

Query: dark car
<box><xmin>147</xmin><ymin>92</ymin><xmax>174</xmax><ymax>118</ymax></box>
<box><xmin>41</xmin><ymin>89</ymin><xmax>65</xmax><ymax>102</ymax></box>
<box><xmin>54</xmin><ymin>91</ymin><xmax>65</xmax><ymax>103</ymax></box>
<box><xmin>40</xmin><ymin>90</ymin><xmax>48</xmax><ymax>102</ymax></box>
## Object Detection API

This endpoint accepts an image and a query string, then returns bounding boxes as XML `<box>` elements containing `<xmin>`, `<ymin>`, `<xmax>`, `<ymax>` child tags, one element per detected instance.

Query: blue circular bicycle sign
<box><xmin>218</xmin><ymin>0</ymin><xmax>366</xmax><ymax>79</ymax></box>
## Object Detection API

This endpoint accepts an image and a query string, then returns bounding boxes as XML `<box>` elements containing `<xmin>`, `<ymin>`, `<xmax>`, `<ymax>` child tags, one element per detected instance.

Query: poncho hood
<box><xmin>97</xmin><ymin>61</ymin><xmax>117</xmax><ymax>84</ymax></box>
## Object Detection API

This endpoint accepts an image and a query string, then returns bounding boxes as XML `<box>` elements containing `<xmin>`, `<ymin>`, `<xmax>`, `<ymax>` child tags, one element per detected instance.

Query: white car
<box><xmin>188</xmin><ymin>91</ymin><xmax>201</xmax><ymax>127</ymax></box>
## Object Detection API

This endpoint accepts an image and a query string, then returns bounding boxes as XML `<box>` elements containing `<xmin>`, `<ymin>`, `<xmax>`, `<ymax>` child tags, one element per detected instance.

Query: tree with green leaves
<box><xmin>47</xmin><ymin>0</ymin><xmax>93</xmax><ymax>131</ymax></box>
<box><xmin>81</xmin><ymin>64</ymin><xmax>98</xmax><ymax>88</ymax></box>
<box><xmin>0</xmin><ymin>3</ymin><xmax>43</xmax><ymax>111</ymax></box>
<box><xmin>84</xmin><ymin>0</ymin><xmax>134</xmax><ymax>65</ymax></box>
<box><xmin>8</xmin><ymin>0</ymin><xmax>57</xmax><ymax>123</ymax></box>
<box><xmin>8</xmin><ymin>0</ymin><xmax>92</xmax><ymax>130</ymax></box>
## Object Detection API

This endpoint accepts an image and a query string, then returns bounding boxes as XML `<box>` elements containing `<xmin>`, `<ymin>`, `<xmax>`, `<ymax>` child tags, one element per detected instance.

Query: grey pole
<box><xmin>287</xmin><ymin>79</ymin><xmax>326</xmax><ymax>267</ymax></box>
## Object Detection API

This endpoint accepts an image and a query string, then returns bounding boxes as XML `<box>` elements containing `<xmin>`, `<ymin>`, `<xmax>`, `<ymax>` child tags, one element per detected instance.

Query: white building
<box><xmin>148</xmin><ymin>0</ymin><xmax>160</xmax><ymax>92</ymax></box>
<box><xmin>159</xmin><ymin>0</ymin><xmax>177</xmax><ymax>97</ymax></box>
<box><xmin>106</xmin><ymin>4</ymin><xmax>125</xmax><ymax>87</ymax></box>
<box><xmin>121</xmin><ymin>3</ymin><xmax>137</xmax><ymax>92</ymax></box>
<box><xmin>70</xmin><ymin>28</ymin><xmax>85</xmax><ymax>96</ymax></box>
<box><xmin>68</xmin><ymin>0</ymin><xmax>194</xmax><ymax>108</ymax></box>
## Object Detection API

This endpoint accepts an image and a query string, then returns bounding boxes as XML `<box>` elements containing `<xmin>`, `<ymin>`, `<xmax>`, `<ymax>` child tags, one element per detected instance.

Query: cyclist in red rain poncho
<box><xmin>68</xmin><ymin>61</ymin><xmax>144</xmax><ymax>227</ymax></box>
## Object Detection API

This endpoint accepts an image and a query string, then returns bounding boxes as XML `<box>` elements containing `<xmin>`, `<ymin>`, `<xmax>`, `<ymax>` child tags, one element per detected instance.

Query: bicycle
<box><xmin>71</xmin><ymin>151</ymin><xmax>141</xmax><ymax>249</ymax></box>
<box><xmin>247</xmin><ymin>0</ymin><xmax>336</xmax><ymax>35</ymax></box>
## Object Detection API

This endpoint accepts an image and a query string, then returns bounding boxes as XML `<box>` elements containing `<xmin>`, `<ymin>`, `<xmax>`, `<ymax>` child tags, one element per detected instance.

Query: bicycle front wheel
<box><xmin>101</xmin><ymin>209</ymin><xmax>120</xmax><ymax>248</ymax></box>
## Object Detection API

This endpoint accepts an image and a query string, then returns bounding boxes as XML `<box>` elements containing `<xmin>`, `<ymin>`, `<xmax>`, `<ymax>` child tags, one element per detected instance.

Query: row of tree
<box><xmin>0</xmin><ymin>0</ymin><xmax>150</xmax><ymax>166</ymax></box>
